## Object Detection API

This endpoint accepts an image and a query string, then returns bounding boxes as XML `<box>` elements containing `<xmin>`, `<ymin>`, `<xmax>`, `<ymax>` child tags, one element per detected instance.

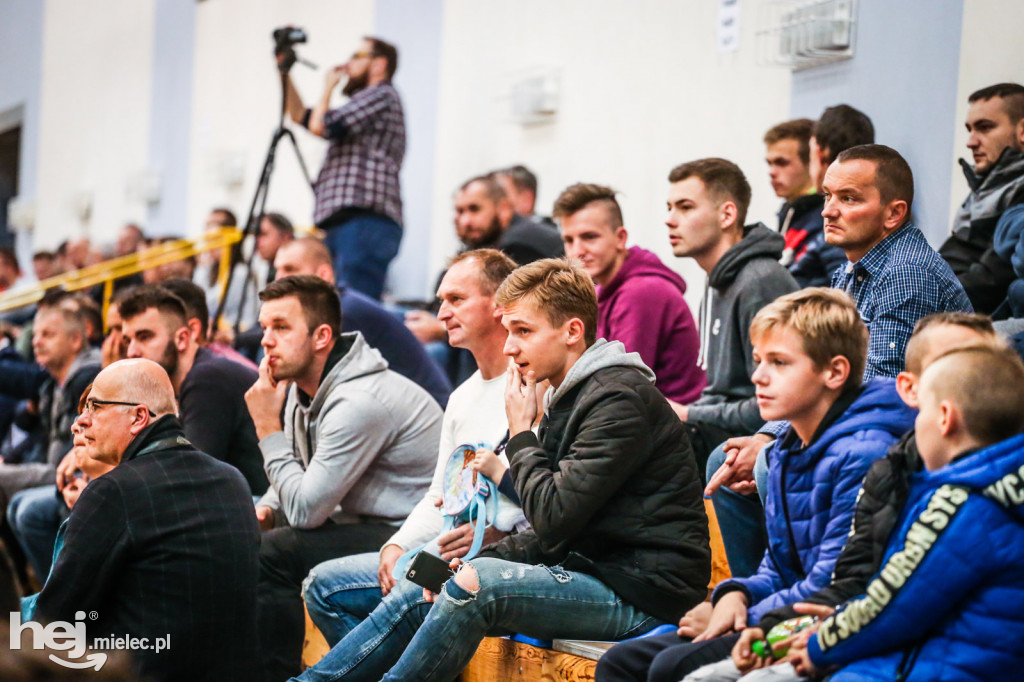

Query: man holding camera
<box><xmin>283</xmin><ymin>36</ymin><xmax>405</xmax><ymax>301</ymax></box>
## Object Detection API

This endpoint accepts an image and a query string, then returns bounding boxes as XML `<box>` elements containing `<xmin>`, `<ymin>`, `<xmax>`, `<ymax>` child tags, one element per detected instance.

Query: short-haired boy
<box><xmin>597</xmin><ymin>288</ymin><xmax>916</xmax><ymax>682</ymax></box>
<box><xmin>783</xmin><ymin>346</ymin><xmax>1024</xmax><ymax>681</ymax></box>
<box><xmin>297</xmin><ymin>259</ymin><xmax>711</xmax><ymax>682</ymax></box>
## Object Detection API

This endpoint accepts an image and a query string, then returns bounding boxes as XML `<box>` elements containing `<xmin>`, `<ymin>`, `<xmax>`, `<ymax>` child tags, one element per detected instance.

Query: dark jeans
<box><xmin>322</xmin><ymin>212</ymin><xmax>402</xmax><ymax>301</ymax></box>
<box><xmin>7</xmin><ymin>485</ymin><xmax>65</xmax><ymax>579</ymax></box>
<box><xmin>257</xmin><ymin>521</ymin><xmax>395</xmax><ymax>682</ymax></box>
<box><xmin>596</xmin><ymin>631</ymin><xmax>741</xmax><ymax>682</ymax></box>
<box><xmin>706</xmin><ymin>444</ymin><xmax>770</xmax><ymax>578</ymax></box>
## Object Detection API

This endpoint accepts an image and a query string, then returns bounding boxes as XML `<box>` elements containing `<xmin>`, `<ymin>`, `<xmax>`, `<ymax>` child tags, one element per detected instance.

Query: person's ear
<box><xmin>496</xmin><ymin>198</ymin><xmax>515</xmax><ymax>227</ymax></box>
<box><xmin>615</xmin><ymin>226</ymin><xmax>629</xmax><ymax>251</ymax></box>
<box><xmin>895</xmin><ymin>371</ymin><xmax>919</xmax><ymax>408</ymax></box>
<box><xmin>128</xmin><ymin>406</ymin><xmax>151</xmax><ymax>435</ymax></box>
<box><xmin>1016</xmin><ymin>117</ymin><xmax>1024</xmax><ymax>146</ymax></box>
<box><xmin>718</xmin><ymin>200</ymin><xmax>739</xmax><ymax>232</ymax></box>
<box><xmin>565</xmin><ymin>318</ymin><xmax>586</xmax><ymax>346</ymax></box>
<box><xmin>823</xmin><ymin>356</ymin><xmax>851</xmax><ymax>390</ymax></box>
<box><xmin>937</xmin><ymin>400</ymin><xmax>958</xmax><ymax>438</ymax></box>
<box><xmin>186</xmin><ymin>318</ymin><xmax>203</xmax><ymax>343</ymax></box>
<box><xmin>882</xmin><ymin>199</ymin><xmax>909</xmax><ymax>231</ymax></box>
<box><xmin>312</xmin><ymin>323</ymin><xmax>334</xmax><ymax>352</ymax></box>
<box><xmin>174</xmin><ymin>326</ymin><xmax>191</xmax><ymax>352</ymax></box>
<box><xmin>315</xmin><ymin>264</ymin><xmax>335</xmax><ymax>283</ymax></box>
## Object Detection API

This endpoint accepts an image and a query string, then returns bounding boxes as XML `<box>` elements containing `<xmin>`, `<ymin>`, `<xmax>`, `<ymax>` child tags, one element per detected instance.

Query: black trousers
<box><xmin>682</xmin><ymin>421</ymin><xmax>749</xmax><ymax>485</ymax></box>
<box><xmin>596</xmin><ymin>631</ymin><xmax>741</xmax><ymax>682</ymax></box>
<box><xmin>257</xmin><ymin>520</ymin><xmax>395</xmax><ymax>682</ymax></box>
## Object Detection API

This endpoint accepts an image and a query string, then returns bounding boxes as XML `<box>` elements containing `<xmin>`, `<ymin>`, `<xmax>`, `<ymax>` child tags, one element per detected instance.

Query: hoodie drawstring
<box><xmin>697</xmin><ymin>278</ymin><xmax>712</xmax><ymax>372</ymax></box>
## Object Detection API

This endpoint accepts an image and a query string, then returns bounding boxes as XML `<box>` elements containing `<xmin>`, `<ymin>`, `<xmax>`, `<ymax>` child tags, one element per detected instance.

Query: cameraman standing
<box><xmin>284</xmin><ymin>37</ymin><xmax>404</xmax><ymax>301</ymax></box>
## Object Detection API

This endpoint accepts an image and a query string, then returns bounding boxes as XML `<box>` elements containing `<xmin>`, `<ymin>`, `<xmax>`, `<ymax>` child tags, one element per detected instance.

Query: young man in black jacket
<box><xmin>296</xmin><ymin>258</ymin><xmax>710</xmax><ymax>682</ymax></box>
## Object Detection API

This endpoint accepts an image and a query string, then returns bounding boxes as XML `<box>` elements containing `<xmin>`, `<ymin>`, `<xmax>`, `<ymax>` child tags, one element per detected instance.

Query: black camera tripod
<box><xmin>210</xmin><ymin>41</ymin><xmax>316</xmax><ymax>338</ymax></box>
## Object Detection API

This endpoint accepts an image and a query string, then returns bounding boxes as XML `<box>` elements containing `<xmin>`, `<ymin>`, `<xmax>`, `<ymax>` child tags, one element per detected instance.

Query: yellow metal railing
<box><xmin>0</xmin><ymin>227</ymin><xmax>244</xmax><ymax>320</ymax></box>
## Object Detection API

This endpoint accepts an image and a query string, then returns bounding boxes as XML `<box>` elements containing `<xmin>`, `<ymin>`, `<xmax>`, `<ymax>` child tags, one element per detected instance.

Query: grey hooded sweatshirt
<box><xmin>687</xmin><ymin>224</ymin><xmax>798</xmax><ymax>434</ymax></box>
<box><xmin>258</xmin><ymin>331</ymin><xmax>443</xmax><ymax>529</ymax></box>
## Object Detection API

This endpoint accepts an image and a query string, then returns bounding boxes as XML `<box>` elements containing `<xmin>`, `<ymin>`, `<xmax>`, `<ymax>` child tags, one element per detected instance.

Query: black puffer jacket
<box><xmin>483</xmin><ymin>340</ymin><xmax>711</xmax><ymax>624</ymax></box>
<box><xmin>756</xmin><ymin>431</ymin><xmax>920</xmax><ymax>632</ymax></box>
<box><xmin>939</xmin><ymin>147</ymin><xmax>1024</xmax><ymax>314</ymax></box>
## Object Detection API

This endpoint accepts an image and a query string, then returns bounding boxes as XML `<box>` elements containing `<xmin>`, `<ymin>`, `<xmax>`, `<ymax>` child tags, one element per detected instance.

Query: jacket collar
<box><xmin>120</xmin><ymin>415</ymin><xmax>192</xmax><ymax>464</ymax></box>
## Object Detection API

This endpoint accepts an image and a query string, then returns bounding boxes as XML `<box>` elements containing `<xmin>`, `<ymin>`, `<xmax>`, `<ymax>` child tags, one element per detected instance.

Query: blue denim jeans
<box><xmin>7</xmin><ymin>485</ymin><xmax>65</xmax><ymax>579</ymax></box>
<box><xmin>323</xmin><ymin>214</ymin><xmax>402</xmax><ymax>301</ymax></box>
<box><xmin>303</xmin><ymin>552</ymin><xmax>385</xmax><ymax>646</ymax></box>
<box><xmin>706</xmin><ymin>442</ymin><xmax>770</xmax><ymax>578</ymax></box>
<box><xmin>294</xmin><ymin>557</ymin><xmax>658</xmax><ymax>682</ymax></box>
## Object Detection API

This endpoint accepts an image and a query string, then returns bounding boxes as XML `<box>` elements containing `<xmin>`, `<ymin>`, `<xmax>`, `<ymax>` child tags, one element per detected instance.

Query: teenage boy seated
<box><xmin>295</xmin><ymin>258</ymin><xmax>711</xmax><ymax>682</ymax></box>
<box><xmin>680</xmin><ymin>312</ymin><xmax>1003</xmax><ymax>682</ymax></box>
<box><xmin>596</xmin><ymin>288</ymin><xmax>916</xmax><ymax>682</ymax></box>
<box><xmin>775</xmin><ymin>346</ymin><xmax>1024</xmax><ymax>681</ymax></box>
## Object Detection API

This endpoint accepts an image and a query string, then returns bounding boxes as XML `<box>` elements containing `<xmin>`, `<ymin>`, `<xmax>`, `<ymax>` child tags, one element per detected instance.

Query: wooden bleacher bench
<box><xmin>302</xmin><ymin>499</ymin><xmax>730</xmax><ymax>681</ymax></box>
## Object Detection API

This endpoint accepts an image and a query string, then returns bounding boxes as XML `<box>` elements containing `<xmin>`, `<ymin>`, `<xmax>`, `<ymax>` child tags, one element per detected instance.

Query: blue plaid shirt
<box><xmin>831</xmin><ymin>222</ymin><xmax>972</xmax><ymax>379</ymax></box>
<box><xmin>759</xmin><ymin>222</ymin><xmax>972</xmax><ymax>438</ymax></box>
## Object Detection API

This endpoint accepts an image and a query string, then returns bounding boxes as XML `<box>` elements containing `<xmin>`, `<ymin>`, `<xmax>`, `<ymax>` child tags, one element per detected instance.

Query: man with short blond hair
<box><xmin>298</xmin><ymin>258</ymin><xmax>710</xmax><ymax>681</ymax></box>
<box><xmin>555</xmin><ymin>182</ymin><xmax>704</xmax><ymax>403</ymax></box>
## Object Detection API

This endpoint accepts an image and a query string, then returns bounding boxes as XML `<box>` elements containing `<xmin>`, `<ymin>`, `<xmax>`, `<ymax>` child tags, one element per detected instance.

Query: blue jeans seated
<box><xmin>705</xmin><ymin>441</ymin><xmax>770</xmax><ymax>578</ymax></box>
<box><xmin>7</xmin><ymin>485</ymin><xmax>65</xmax><ymax>580</ymax></box>
<box><xmin>295</xmin><ymin>556</ymin><xmax>658</xmax><ymax>682</ymax></box>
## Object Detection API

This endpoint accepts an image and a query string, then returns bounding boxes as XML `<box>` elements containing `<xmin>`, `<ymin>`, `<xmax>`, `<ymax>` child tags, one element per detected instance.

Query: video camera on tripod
<box><xmin>273</xmin><ymin>26</ymin><xmax>312</xmax><ymax>73</ymax></box>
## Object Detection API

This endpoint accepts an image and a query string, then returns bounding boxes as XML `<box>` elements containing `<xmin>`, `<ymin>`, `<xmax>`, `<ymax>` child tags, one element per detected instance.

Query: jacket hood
<box><xmin>546</xmin><ymin>339</ymin><xmax>654</xmax><ymax>408</ymax></box>
<box><xmin>709</xmin><ymin>224</ymin><xmax>785</xmax><ymax>289</ymax></box>
<box><xmin>67</xmin><ymin>346</ymin><xmax>102</xmax><ymax>382</ymax></box>
<box><xmin>793</xmin><ymin>378</ymin><xmax>916</xmax><ymax>460</ymax></box>
<box><xmin>307</xmin><ymin>331</ymin><xmax>388</xmax><ymax>417</ymax></box>
<box><xmin>920</xmin><ymin>432</ymin><xmax>1024</xmax><ymax>523</ymax></box>
<box><xmin>599</xmin><ymin>246</ymin><xmax>686</xmax><ymax>300</ymax></box>
<box><xmin>960</xmin><ymin>146</ymin><xmax>1024</xmax><ymax>193</ymax></box>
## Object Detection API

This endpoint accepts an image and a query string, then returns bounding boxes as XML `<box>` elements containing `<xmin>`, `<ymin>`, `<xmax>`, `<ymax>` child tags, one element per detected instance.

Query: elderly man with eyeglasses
<box><xmin>31</xmin><ymin>358</ymin><xmax>262</xmax><ymax>682</ymax></box>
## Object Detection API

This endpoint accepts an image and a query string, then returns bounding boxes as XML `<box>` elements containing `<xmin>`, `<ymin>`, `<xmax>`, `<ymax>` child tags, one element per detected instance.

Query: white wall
<box><xmin>34</xmin><ymin>0</ymin><xmax>156</xmax><ymax>249</ymax></box>
<box><xmin>428</xmin><ymin>0</ymin><xmax>792</xmax><ymax>310</ymax></box>
<box><xmin>186</xmin><ymin>0</ymin><xmax>375</xmax><ymax>238</ymax></box>
<box><xmin>949</xmin><ymin>0</ymin><xmax>1024</xmax><ymax>225</ymax></box>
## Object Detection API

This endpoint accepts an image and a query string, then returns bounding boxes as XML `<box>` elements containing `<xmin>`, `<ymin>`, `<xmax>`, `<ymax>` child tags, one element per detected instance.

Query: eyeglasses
<box><xmin>81</xmin><ymin>398</ymin><xmax>155</xmax><ymax>417</ymax></box>
<box><xmin>350</xmin><ymin>50</ymin><xmax>374</xmax><ymax>60</ymax></box>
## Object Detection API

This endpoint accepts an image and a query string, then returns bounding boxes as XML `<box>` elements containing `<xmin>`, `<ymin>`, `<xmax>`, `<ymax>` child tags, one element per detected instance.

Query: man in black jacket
<box><xmin>296</xmin><ymin>258</ymin><xmax>710</xmax><ymax>682</ymax></box>
<box><xmin>119</xmin><ymin>284</ymin><xmax>267</xmax><ymax>495</ymax></box>
<box><xmin>32</xmin><ymin>358</ymin><xmax>260</xmax><ymax>682</ymax></box>
<box><xmin>939</xmin><ymin>82</ymin><xmax>1024</xmax><ymax>314</ymax></box>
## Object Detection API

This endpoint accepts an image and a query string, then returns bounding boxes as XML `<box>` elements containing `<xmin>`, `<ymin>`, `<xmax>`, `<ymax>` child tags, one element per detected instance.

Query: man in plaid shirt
<box><xmin>285</xmin><ymin>37</ymin><xmax>405</xmax><ymax>301</ymax></box>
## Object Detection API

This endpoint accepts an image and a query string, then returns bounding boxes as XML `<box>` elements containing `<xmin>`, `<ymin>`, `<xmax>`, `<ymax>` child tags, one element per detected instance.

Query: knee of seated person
<box><xmin>705</xmin><ymin>443</ymin><xmax>729</xmax><ymax>485</ymax></box>
<box><xmin>452</xmin><ymin>562</ymin><xmax>479</xmax><ymax>593</ymax></box>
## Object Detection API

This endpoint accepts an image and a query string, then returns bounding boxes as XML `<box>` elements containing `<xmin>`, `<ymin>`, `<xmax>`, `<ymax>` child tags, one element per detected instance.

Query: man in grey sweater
<box><xmin>244</xmin><ymin>275</ymin><xmax>442</xmax><ymax>680</ymax></box>
<box><xmin>665</xmin><ymin>158</ymin><xmax>798</xmax><ymax>476</ymax></box>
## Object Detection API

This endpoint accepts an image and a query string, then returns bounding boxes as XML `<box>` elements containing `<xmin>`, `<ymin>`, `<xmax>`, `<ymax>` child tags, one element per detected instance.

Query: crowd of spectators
<box><xmin>1</xmin><ymin>65</ymin><xmax>1024</xmax><ymax>682</ymax></box>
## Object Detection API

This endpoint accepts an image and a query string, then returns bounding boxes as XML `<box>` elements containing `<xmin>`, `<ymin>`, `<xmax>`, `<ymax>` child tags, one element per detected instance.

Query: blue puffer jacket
<box><xmin>712</xmin><ymin>378</ymin><xmax>915</xmax><ymax>623</ymax></box>
<box><xmin>809</xmin><ymin>432</ymin><xmax>1024</xmax><ymax>681</ymax></box>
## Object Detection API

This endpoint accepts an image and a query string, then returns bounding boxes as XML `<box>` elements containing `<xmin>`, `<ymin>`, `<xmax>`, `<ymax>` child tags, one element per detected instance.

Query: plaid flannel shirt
<box><xmin>831</xmin><ymin>222</ymin><xmax>973</xmax><ymax>379</ymax></box>
<box><xmin>313</xmin><ymin>82</ymin><xmax>405</xmax><ymax>227</ymax></box>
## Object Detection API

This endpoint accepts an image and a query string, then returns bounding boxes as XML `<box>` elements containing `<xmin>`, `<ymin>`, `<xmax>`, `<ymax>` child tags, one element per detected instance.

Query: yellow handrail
<box><xmin>0</xmin><ymin>227</ymin><xmax>244</xmax><ymax>315</ymax></box>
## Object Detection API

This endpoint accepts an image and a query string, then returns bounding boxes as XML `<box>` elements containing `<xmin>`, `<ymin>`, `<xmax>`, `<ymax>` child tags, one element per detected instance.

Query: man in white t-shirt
<box><xmin>301</xmin><ymin>248</ymin><xmax>526</xmax><ymax>645</ymax></box>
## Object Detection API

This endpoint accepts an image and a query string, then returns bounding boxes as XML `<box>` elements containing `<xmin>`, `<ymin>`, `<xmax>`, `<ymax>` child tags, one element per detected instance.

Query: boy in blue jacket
<box><xmin>597</xmin><ymin>288</ymin><xmax>916</xmax><ymax>682</ymax></box>
<box><xmin>784</xmin><ymin>345</ymin><xmax>1024</xmax><ymax>681</ymax></box>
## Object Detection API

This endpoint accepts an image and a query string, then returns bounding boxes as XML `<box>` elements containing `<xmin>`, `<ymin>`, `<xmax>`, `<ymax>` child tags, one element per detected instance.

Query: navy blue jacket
<box><xmin>810</xmin><ymin>432</ymin><xmax>1024</xmax><ymax>681</ymax></box>
<box><xmin>713</xmin><ymin>379</ymin><xmax>915</xmax><ymax>622</ymax></box>
<box><xmin>778</xmin><ymin>193</ymin><xmax>846</xmax><ymax>288</ymax></box>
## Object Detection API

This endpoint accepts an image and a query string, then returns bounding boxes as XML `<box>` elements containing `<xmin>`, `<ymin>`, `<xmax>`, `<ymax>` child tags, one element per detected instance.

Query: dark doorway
<box><xmin>0</xmin><ymin>126</ymin><xmax>21</xmax><ymax>248</ymax></box>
